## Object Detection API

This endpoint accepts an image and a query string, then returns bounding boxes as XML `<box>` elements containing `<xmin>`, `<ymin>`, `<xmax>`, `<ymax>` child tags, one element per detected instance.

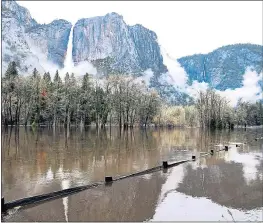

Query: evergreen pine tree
<box><xmin>43</xmin><ymin>72</ymin><xmax>51</xmax><ymax>82</ymax></box>
<box><xmin>5</xmin><ymin>61</ymin><xmax>18</xmax><ymax>79</ymax></box>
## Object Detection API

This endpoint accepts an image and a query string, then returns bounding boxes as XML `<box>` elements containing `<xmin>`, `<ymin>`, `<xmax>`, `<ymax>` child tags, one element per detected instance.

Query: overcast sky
<box><xmin>18</xmin><ymin>1</ymin><xmax>262</xmax><ymax>59</ymax></box>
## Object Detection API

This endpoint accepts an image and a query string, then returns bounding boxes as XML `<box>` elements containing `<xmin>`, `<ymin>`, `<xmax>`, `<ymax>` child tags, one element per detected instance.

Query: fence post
<box><xmin>2</xmin><ymin>197</ymin><xmax>6</xmax><ymax>213</ymax></box>
<box><xmin>163</xmin><ymin>161</ymin><xmax>168</xmax><ymax>169</ymax></box>
<box><xmin>105</xmin><ymin>176</ymin><xmax>113</xmax><ymax>184</ymax></box>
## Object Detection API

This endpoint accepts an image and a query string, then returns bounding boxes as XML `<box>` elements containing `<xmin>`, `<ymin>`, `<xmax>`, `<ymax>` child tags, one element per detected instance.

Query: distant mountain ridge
<box><xmin>178</xmin><ymin>44</ymin><xmax>263</xmax><ymax>90</ymax></box>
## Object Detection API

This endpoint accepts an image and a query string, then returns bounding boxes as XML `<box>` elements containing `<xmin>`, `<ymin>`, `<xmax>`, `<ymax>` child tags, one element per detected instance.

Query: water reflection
<box><xmin>3</xmin><ymin>172</ymin><xmax>167</xmax><ymax>222</ymax></box>
<box><xmin>224</xmin><ymin>147</ymin><xmax>263</xmax><ymax>184</ymax></box>
<box><xmin>2</xmin><ymin>127</ymin><xmax>237</xmax><ymax>200</ymax></box>
<box><xmin>152</xmin><ymin>143</ymin><xmax>263</xmax><ymax>221</ymax></box>
<box><xmin>177</xmin><ymin>156</ymin><xmax>262</xmax><ymax>210</ymax></box>
<box><xmin>1</xmin><ymin>127</ymin><xmax>263</xmax><ymax>221</ymax></box>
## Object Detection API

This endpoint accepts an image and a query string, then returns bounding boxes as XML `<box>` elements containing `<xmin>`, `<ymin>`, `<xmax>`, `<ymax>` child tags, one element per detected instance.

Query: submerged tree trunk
<box><xmin>9</xmin><ymin>96</ymin><xmax>13</xmax><ymax>125</ymax></box>
<box><xmin>67</xmin><ymin>108</ymin><xmax>70</xmax><ymax>133</ymax></box>
<box><xmin>53</xmin><ymin>111</ymin><xmax>56</xmax><ymax>129</ymax></box>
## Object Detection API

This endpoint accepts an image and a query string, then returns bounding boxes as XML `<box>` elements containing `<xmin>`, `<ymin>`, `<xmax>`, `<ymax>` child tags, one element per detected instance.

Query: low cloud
<box><xmin>28</xmin><ymin>54</ymin><xmax>97</xmax><ymax>80</ymax></box>
<box><xmin>25</xmin><ymin>41</ymin><xmax>60</xmax><ymax>78</ymax></box>
<box><xmin>160</xmin><ymin>47</ymin><xmax>188</xmax><ymax>89</ymax></box>
<box><xmin>185</xmin><ymin>81</ymin><xmax>209</xmax><ymax>99</ymax></box>
<box><xmin>60</xmin><ymin>61</ymin><xmax>97</xmax><ymax>79</ymax></box>
<box><xmin>160</xmin><ymin>47</ymin><xmax>209</xmax><ymax>99</ymax></box>
<box><xmin>216</xmin><ymin>68</ymin><xmax>262</xmax><ymax>106</ymax></box>
<box><xmin>134</xmin><ymin>69</ymin><xmax>154</xmax><ymax>86</ymax></box>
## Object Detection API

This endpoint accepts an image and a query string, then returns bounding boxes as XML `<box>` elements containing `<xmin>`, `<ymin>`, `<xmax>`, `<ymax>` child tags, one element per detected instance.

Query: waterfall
<box><xmin>62</xmin><ymin>23</ymin><xmax>98</xmax><ymax>76</ymax></box>
<box><xmin>63</xmin><ymin>25</ymin><xmax>74</xmax><ymax>73</ymax></box>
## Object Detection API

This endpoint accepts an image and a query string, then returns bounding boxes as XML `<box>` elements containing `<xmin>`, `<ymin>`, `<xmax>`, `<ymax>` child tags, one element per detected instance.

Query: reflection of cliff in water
<box><xmin>4</xmin><ymin>172</ymin><xmax>166</xmax><ymax>222</ymax></box>
<box><xmin>66</xmin><ymin>173</ymin><xmax>166</xmax><ymax>221</ymax></box>
<box><xmin>176</xmin><ymin>157</ymin><xmax>263</xmax><ymax>210</ymax></box>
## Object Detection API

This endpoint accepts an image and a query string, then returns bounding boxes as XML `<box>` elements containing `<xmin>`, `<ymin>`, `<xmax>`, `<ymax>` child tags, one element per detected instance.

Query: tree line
<box><xmin>2</xmin><ymin>61</ymin><xmax>160</xmax><ymax>128</ymax></box>
<box><xmin>2</xmin><ymin>61</ymin><xmax>262</xmax><ymax>129</ymax></box>
<box><xmin>155</xmin><ymin>90</ymin><xmax>263</xmax><ymax>129</ymax></box>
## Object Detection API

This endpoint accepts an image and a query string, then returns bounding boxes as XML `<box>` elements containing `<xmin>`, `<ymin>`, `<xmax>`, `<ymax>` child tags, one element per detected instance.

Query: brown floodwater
<box><xmin>1</xmin><ymin>127</ymin><xmax>263</xmax><ymax>221</ymax></box>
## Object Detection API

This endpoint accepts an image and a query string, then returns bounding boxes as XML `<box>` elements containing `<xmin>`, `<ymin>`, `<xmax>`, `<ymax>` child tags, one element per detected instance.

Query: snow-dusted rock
<box><xmin>2</xmin><ymin>0</ymin><xmax>72</xmax><ymax>74</ymax></box>
<box><xmin>72</xmin><ymin>12</ymin><xmax>167</xmax><ymax>75</ymax></box>
<box><xmin>178</xmin><ymin>44</ymin><xmax>263</xmax><ymax>90</ymax></box>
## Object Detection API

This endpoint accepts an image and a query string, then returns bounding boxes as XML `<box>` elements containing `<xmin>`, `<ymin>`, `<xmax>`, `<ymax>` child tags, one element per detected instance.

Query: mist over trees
<box><xmin>2</xmin><ymin>62</ymin><xmax>263</xmax><ymax>129</ymax></box>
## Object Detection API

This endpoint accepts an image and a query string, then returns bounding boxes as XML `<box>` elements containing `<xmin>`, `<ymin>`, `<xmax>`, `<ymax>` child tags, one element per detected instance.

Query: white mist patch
<box><xmin>185</xmin><ymin>80</ymin><xmax>209</xmax><ymax>99</ymax></box>
<box><xmin>160</xmin><ymin>46</ymin><xmax>210</xmax><ymax>99</ymax></box>
<box><xmin>60</xmin><ymin>61</ymin><xmax>97</xmax><ymax>78</ymax></box>
<box><xmin>134</xmin><ymin>69</ymin><xmax>154</xmax><ymax>86</ymax></box>
<box><xmin>160</xmin><ymin>47</ymin><xmax>188</xmax><ymax>89</ymax></box>
<box><xmin>216</xmin><ymin>68</ymin><xmax>262</xmax><ymax>106</ymax></box>
<box><xmin>25</xmin><ymin>36</ymin><xmax>60</xmax><ymax>77</ymax></box>
<box><xmin>70</xmin><ymin>61</ymin><xmax>97</xmax><ymax>76</ymax></box>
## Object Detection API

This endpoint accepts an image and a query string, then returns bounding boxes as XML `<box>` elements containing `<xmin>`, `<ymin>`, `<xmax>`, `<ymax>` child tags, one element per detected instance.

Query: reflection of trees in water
<box><xmin>2</xmin><ymin>127</ymin><xmax>168</xmax><ymax>200</ymax></box>
<box><xmin>1</xmin><ymin>127</ymin><xmax>12</xmax><ymax>156</ymax></box>
<box><xmin>256</xmin><ymin>159</ymin><xmax>263</xmax><ymax>179</ymax></box>
<box><xmin>68</xmin><ymin>173</ymin><xmax>166</xmax><ymax>221</ymax></box>
<box><xmin>2</xmin><ymin>127</ymin><xmax>260</xmax><ymax>201</ymax></box>
<box><xmin>151</xmin><ymin>128</ymin><xmax>234</xmax><ymax>152</ymax></box>
<box><xmin>10</xmin><ymin>172</ymin><xmax>166</xmax><ymax>222</ymax></box>
<box><xmin>176</xmin><ymin>161</ymin><xmax>262</xmax><ymax>210</ymax></box>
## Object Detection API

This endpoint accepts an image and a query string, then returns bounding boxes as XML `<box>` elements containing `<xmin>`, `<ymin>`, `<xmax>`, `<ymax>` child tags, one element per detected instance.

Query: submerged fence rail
<box><xmin>1</xmin><ymin>140</ymin><xmax>253</xmax><ymax>214</ymax></box>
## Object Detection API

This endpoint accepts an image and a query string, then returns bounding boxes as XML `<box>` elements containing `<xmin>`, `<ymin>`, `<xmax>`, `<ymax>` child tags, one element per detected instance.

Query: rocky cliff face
<box><xmin>129</xmin><ymin>24</ymin><xmax>167</xmax><ymax>75</ymax></box>
<box><xmin>2</xmin><ymin>0</ymin><xmax>72</xmax><ymax>74</ymax></box>
<box><xmin>25</xmin><ymin>19</ymin><xmax>72</xmax><ymax>67</ymax></box>
<box><xmin>178</xmin><ymin>44</ymin><xmax>263</xmax><ymax>90</ymax></box>
<box><xmin>2</xmin><ymin>0</ymin><xmax>40</xmax><ymax>73</ymax></box>
<box><xmin>72</xmin><ymin>13</ymin><xmax>167</xmax><ymax>75</ymax></box>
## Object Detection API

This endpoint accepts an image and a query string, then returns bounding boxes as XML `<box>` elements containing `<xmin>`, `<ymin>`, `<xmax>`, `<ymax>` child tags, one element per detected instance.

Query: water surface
<box><xmin>2</xmin><ymin>127</ymin><xmax>262</xmax><ymax>221</ymax></box>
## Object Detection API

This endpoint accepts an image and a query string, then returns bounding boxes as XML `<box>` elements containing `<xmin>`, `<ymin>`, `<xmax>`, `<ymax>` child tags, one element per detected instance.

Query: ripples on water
<box><xmin>2</xmin><ymin>127</ymin><xmax>263</xmax><ymax>221</ymax></box>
